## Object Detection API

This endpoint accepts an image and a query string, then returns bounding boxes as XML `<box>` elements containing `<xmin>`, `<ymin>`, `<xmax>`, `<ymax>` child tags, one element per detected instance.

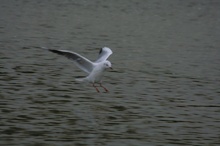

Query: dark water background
<box><xmin>0</xmin><ymin>0</ymin><xmax>220</xmax><ymax>145</ymax></box>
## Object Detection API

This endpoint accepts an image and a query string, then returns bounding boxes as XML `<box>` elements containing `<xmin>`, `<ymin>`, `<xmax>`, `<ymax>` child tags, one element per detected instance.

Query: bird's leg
<box><xmin>99</xmin><ymin>83</ymin><xmax>109</xmax><ymax>92</ymax></box>
<box><xmin>93</xmin><ymin>83</ymin><xmax>100</xmax><ymax>93</ymax></box>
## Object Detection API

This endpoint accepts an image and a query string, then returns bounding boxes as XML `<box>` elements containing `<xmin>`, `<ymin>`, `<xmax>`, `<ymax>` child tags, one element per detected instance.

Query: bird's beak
<box><xmin>110</xmin><ymin>67</ymin><xmax>113</xmax><ymax>70</ymax></box>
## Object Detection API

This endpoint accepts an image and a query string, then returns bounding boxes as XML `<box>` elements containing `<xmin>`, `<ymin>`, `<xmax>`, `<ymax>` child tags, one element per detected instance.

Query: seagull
<box><xmin>44</xmin><ymin>47</ymin><xmax>113</xmax><ymax>93</ymax></box>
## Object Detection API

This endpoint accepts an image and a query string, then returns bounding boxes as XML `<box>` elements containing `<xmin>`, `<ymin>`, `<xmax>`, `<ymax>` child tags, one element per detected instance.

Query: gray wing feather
<box><xmin>95</xmin><ymin>47</ymin><xmax>113</xmax><ymax>63</ymax></box>
<box><xmin>48</xmin><ymin>49</ymin><xmax>94</xmax><ymax>74</ymax></box>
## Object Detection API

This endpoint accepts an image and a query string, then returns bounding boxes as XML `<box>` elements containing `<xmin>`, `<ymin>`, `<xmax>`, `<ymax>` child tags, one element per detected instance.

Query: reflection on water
<box><xmin>1</xmin><ymin>0</ymin><xmax>220</xmax><ymax>145</ymax></box>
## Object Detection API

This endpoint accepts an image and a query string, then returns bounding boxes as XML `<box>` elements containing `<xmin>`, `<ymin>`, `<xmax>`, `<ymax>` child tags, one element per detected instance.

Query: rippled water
<box><xmin>1</xmin><ymin>0</ymin><xmax>220</xmax><ymax>145</ymax></box>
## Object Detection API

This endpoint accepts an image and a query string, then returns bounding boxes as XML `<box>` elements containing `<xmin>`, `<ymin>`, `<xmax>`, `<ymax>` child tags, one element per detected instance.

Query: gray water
<box><xmin>0</xmin><ymin>0</ymin><xmax>220</xmax><ymax>146</ymax></box>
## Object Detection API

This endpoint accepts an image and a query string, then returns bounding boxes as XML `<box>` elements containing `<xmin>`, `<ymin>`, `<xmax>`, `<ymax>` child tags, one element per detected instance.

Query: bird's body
<box><xmin>45</xmin><ymin>47</ymin><xmax>113</xmax><ymax>92</ymax></box>
<box><xmin>76</xmin><ymin>61</ymin><xmax>105</xmax><ymax>82</ymax></box>
<box><xmin>86</xmin><ymin>64</ymin><xmax>105</xmax><ymax>82</ymax></box>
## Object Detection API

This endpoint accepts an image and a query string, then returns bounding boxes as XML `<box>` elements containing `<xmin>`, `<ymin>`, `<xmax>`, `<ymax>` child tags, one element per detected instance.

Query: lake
<box><xmin>0</xmin><ymin>0</ymin><xmax>220</xmax><ymax>145</ymax></box>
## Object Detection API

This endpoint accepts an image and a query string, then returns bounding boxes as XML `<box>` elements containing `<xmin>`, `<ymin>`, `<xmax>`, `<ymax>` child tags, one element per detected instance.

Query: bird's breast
<box><xmin>88</xmin><ymin>67</ymin><xmax>104</xmax><ymax>83</ymax></box>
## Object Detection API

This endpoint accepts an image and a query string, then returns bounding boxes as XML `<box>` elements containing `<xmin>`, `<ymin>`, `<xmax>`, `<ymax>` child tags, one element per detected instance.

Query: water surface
<box><xmin>0</xmin><ymin>0</ymin><xmax>220</xmax><ymax>145</ymax></box>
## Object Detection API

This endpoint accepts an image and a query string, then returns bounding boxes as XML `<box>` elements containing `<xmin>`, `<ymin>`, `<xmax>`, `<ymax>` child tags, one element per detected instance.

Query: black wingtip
<box><xmin>41</xmin><ymin>47</ymin><xmax>58</xmax><ymax>54</ymax></box>
<box><xmin>48</xmin><ymin>49</ymin><xmax>57</xmax><ymax>53</ymax></box>
<box><xmin>41</xmin><ymin>47</ymin><xmax>56</xmax><ymax>53</ymax></box>
<box><xmin>99</xmin><ymin>48</ymin><xmax>103</xmax><ymax>54</ymax></box>
<box><xmin>48</xmin><ymin>49</ymin><xmax>64</xmax><ymax>55</ymax></box>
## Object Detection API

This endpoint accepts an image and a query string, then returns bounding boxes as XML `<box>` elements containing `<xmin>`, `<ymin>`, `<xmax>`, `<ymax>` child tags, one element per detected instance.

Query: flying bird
<box><xmin>44</xmin><ymin>47</ymin><xmax>113</xmax><ymax>92</ymax></box>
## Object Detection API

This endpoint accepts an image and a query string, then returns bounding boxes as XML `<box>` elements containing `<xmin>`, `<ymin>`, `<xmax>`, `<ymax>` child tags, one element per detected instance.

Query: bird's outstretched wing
<box><xmin>48</xmin><ymin>49</ymin><xmax>95</xmax><ymax>74</ymax></box>
<box><xmin>95</xmin><ymin>47</ymin><xmax>113</xmax><ymax>63</ymax></box>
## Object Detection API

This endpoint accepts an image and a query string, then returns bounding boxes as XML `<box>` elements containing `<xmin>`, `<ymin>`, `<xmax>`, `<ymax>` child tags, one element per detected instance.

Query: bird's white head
<box><xmin>103</xmin><ymin>60</ymin><xmax>112</xmax><ymax>70</ymax></box>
